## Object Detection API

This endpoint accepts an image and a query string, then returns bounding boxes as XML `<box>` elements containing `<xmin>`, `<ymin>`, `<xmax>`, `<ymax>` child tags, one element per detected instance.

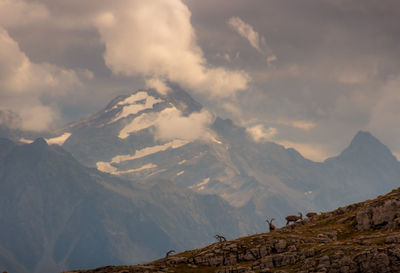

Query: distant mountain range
<box><xmin>0</xmin><ymin>138</ymin><xmax>257</xmax><ymax>273</ymax></box>
<box><xmin>49</xmin><ymin>87</ymin><xmax>400</xmax><ymax>221</ymax></box>
<box><xmin>1</xmin><ymin>87</ymin><xmax>399</xmax><ymax>273</ymax></box>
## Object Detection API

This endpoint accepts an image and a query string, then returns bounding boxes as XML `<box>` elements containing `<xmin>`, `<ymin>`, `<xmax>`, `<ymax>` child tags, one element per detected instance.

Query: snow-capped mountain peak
<box><xmin>57</xmin><ymin>87</ymin><xmax>400</xmax><ymax>226</ymax></box>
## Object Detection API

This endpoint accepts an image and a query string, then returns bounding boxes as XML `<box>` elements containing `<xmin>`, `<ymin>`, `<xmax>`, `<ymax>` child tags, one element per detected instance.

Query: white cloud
<box><xmin>246</xmin><ymin>124</ymin><xmax>277</xmax><ymax>142</ymax></box>
<box><xmin>0</xmin><ymin>27</ymin><xmax>85</xmax><ymax>131</ymax></box>
<box><xmin>94</xmin><ymin>0</ymin><xmax>249</xmax><ymax>98</ymax></box>
<box><xmin>18</xmin><ymin>104</ymin><xmax>58</xmax><ymax>132</ymax></box>
<box><xmin>221</xmin><ymin>102</ymin><xmax>242</xmax><ymax>118</ymax></box>
<box><xmin>154</xmin><ymin>109</ymin><xmax>214</xmax><ymax>142</ymax></box>
<box><xmin>118</xmin><ymin>106</ymin><xmax>214</xmax><ymax>142</ymax></box>
<box><xmin>228</xmin><ymin>16</ymin><xmax>276</xmax><ymax>64</ymax></box>
<box><xmin>228</xmin><ymin>17</ymin><xmax>263</xmax><ymax>52</ymax></box>
<box><xmin>145</xmin><ymin>77</ymin><xmax>170</xmax><ymax>95</ymax></box>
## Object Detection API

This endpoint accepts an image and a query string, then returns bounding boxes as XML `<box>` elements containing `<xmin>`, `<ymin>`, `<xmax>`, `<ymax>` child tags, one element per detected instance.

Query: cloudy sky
<box><xmin>0</xmin><ymin>0</ymin><xmax>399</xmax><ymax>161</ymax></box>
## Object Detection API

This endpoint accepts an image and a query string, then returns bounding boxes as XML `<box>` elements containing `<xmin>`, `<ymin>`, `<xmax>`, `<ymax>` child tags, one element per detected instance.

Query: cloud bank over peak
<box><xmin>0</xmin><ymin>27</ymin><xmax>87</xmax><ymax>131</ymax></box>
<box><xmin>246</xmin><ymin>124</ymin><xmax>277</xmax><ymax>142</ymax></box>
<box><xmin>94</xmin><ymin>0</ymin><xmax>249</xmax><ymax>98</ymax></box>
<box><xmin>145</xmin><ymin>77</ymin><xmax>171</xmax><ymax>96</ymax></box>
<box><xmin>154</xmin><ymin>109</ymin><xmax>214</xmax><ymax>142</ymax></box>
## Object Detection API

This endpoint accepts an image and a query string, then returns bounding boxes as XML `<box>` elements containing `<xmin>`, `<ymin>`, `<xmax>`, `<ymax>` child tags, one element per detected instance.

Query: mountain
<box><xmin>51</xmin><ymin>87</ymin><xmax>321</xmax><ymax>223</ymax></box>
<box><xmin>0</xmin><ymin>138</ymin><xmax>258</xmax><ymax>273</ymax></box>
<box><xmin>66</xmin><ymin>186</ymin><xmax>400</xmax><ymax>273</ymax></box>
<box><xmin>47</xmin><ymin>87</ymin><xmax>400</xmax><ymax>224</ymax></box>
<box><xmin>317</xmin><ymin>131</ymin><xmax>400</xmax><ymax>208</ymax></box>
<box><xmin>2</xmin><ymin>87</ymin><xmax>399</xmax><ymax>272</ymax></box>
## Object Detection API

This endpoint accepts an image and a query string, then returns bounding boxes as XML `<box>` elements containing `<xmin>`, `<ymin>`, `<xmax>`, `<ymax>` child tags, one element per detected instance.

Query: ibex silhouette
<box><xmin>165</xmin><ymin>250</ymin><xmax>175</xmax><ymax>258</ymax></box>
<box><xmin>214</xmin><ymin>234</ymin><xmax>226</xmax><ymax>242</ymax></box>
<box><xmin>285</xmin><ymin>212</ymin><xmax>302</xmax><ymax>225</ymax></box>
<box><xmin>265</xmin><ymin>217</ymin><xmax>276</xmax><ymax>232</ymax></box>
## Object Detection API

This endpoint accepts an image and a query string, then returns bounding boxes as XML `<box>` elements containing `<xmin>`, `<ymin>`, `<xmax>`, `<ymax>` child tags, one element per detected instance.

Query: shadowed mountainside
<box><xmin>0</xmin><ymin>138</ymin><xmax>258</xmax><ymax>273</ymax></box>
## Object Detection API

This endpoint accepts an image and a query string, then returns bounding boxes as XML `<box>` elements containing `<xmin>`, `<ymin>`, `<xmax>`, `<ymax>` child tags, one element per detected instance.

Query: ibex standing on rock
<box><xmin>285</xmin><ymin>212</ymin><xmax>303</xmax><ymax>225</ymax></box>
<box><xmin>214</xmin><ymin>234</ymin><xmax>227</xmax><ymax>242</ymax></box>
<box><xmin>165</xmin><ymin>250</ymin><xmax>175</xmax><ymax>258</ymax></box>
<box><xmin>265</xmin><ymin>218</ymin><xmax>276</xmax><ymax>232</ymax></box>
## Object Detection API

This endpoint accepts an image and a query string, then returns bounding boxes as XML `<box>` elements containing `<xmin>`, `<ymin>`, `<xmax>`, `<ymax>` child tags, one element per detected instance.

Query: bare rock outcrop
<box><xmin>356</xmin><ymin>198</ymin><xmax>400</xmax><ymax>231</ymax></box>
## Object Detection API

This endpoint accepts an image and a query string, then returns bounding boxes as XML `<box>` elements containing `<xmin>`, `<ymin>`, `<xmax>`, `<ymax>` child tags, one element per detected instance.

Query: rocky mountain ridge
<box><xmin>50</xmin><ymin>87</ymin><xmax>400</xmax><ymax>225</ymax></box>
<box><xmin>4</xmin><ymin>87</ymin><xmax>400</xmax><ymax>226</ymax></box>
<box><xmin>67</xmin><ymin>186</ymin><xmax>400</xmax><ymax>273</ymax></box>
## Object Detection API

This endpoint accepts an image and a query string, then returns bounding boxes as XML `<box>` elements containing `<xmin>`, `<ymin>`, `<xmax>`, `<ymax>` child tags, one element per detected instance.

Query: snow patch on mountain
<box><xmin>117</xmin><ymin>163</ymin><xmax>157</xmax><ymax>174</ymax></box>
<box><xmin>210</xmin><ymin>136</ymin><xmax>223</xmax><ymax>144</ymax></box>
<box><xmin>96</xmin><ymin>162</ymin><xmax>157</xmax><ymax>175</ymax></box>
<box><xmin>19</xmin><ymin>137</ymin><xmax>33</xmax><ymax>144</ymax></box>
<box><xmin>96</xmin><ymin>161</ymin><xmax>117</xmax><ymax>173</ymax></box>
<box><xmin>18</xmin><ymin>133</ymin><xmax>71</xmax><ymax>146</ymax></box>
<box><xmin>111</xmin><ymin>92</ymin><xmax>163</xmax><ymax>123</ymax></box>
<box><xmin>45</xmin><ymin>132</ymin><xmax>71</xmax><ymax>145</ymax></box>
<box><xmin>112</xmin><ymin>91</ymin><xmax>151</xmax><ymax>108</ymax></box>
<box><xmin>190</xmin><ymin>177</ymin><xmax>211</xmax><ymax>191</ymax></box>
<box><xmin>112</xmin><ymin>139</ymin><xmax>190</xmax><ymax>164</ymax></box>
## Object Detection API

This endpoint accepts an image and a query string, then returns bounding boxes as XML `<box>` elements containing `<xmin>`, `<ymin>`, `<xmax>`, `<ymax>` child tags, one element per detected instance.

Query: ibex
<box><xmin>285</xmin><ymin>212</ymin><xmax>302</xmax><ymax>225</ymax></box>
<box><xmin>265</xmin><ymin>217</ymin><xmax>276</xmax><ymax>232</ymax></box>
<box><xmin>306</xmin><ymin>212</ymin><xmax>317</xmax><ymax>218</ymax></box>
<box><xmin>214</xmin><ymin>234</ymin><xmax>227</xmax><ymax>242</ymax></box>
<box><xmin>165</xmin><ymin>250</ymin><xmax>175</xmax><ymax>258</ymax></box>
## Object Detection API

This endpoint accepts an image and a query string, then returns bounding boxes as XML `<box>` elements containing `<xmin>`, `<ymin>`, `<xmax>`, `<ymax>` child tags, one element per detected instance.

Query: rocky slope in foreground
<box><xmin>67</xmin><ymin>187</ymin><xmax>400</xmax><ymax>273</ymax></box>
